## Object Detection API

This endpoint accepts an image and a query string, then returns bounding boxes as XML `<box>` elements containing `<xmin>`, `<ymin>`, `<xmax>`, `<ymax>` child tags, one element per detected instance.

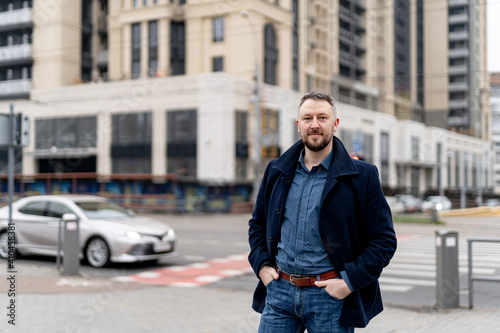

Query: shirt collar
<box><xmin>298</xmin><ymin>148</ymin><xmax>333</xmax><ymax>171</ymax></box>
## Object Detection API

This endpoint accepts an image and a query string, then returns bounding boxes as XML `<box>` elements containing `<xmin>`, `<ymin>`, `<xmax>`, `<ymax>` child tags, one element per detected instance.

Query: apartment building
<box><xmin>0</xmin><ymin>0</ymin><xmax>494</xmax><ymax>209</ymax></box>
<box><xmin>423</xmin><ymin>0</ymin><xmax>490</xmax><ymax>139</ymax></box>
<box><xmin>491</xmin><ymin>73</ymin><xmax>500</xmax><ymax>192</ymax></box>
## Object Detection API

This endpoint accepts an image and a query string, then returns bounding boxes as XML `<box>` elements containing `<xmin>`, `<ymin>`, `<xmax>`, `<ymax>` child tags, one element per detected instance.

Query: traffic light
<box><xmin>15</xmin><ymin>113</ymin><xmax>30</xmax><ymax>146</ymax></box>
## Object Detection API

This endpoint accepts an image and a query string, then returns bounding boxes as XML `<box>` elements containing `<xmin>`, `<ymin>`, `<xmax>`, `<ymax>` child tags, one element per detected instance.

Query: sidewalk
<box><xmin>1</xmin><ymin>214</ymin><xmax>499</xmax><ymax>332</ymax></box>
<box><xmin>1</xmin><ymin>276</ymin><xmax>499</xmax><ymax>333</ymax></box>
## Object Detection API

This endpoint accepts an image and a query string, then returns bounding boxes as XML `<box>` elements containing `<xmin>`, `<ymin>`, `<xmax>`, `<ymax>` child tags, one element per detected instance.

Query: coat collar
<box><xmin>273</xmin><ymin>137</ymin><xmax>359</xmax><ymax>180</ymax></box>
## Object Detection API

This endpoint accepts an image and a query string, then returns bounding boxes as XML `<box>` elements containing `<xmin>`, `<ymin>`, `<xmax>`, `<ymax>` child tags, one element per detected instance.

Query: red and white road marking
<box><xmin>396</xmin><ymin>234</ymin><xmax>422</xmax><ymax>243</ymax></box>
<box><xmin>115</xmin><ymin>253</ymin><xmax>253</xmax><ymax>287</ymax></box>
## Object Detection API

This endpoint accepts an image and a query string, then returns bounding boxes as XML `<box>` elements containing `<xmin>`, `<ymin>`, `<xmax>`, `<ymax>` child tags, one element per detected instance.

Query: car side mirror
<box><xmin>61</xmin><ymin>213</ymin><xmax>78</xmax><ymax>223</ymax></box>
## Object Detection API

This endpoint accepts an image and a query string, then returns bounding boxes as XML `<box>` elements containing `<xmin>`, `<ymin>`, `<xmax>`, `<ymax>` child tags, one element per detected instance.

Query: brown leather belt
<box><xmin>277</xmin><ymin>268</ymin><xmax>339</xmax><ymax>287</ymax></box>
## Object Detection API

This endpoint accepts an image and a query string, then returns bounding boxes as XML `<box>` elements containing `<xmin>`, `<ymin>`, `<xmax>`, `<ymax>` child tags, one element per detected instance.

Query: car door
<box><xmin>44</xmin><ymin>201</ymin><xmax>75</xmax><ymax>248</ymax></box>
<box><xmin>16</xmin><ymin>201</ymin><xmax>52</xmax><ymax>252</ymax></box>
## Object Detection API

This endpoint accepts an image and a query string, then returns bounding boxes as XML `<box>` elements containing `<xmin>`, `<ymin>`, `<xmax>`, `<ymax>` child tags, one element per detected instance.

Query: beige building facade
<box><xmin>0</xmin><ymin>0</ymin><xmax>495</xmax><ymax>205</ymax></box>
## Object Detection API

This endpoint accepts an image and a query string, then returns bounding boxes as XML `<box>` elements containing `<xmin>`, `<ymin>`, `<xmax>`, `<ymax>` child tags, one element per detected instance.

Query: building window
<box><xmin>464</xmin><ymin>153</ymin><xmax>469</xmax><ymax>188</ymax></box>
<box><xmin>264</xmin><ymin>24</ymin><xmax>278</xmax><ymax>85</ymax></box>
<box><xmin>235</xmin><ymin>111</ymin><xmax>248</xmax><ymax>179</ymax></box>
<box><xmin>380</xmin><ymin>132</ymin><xmax>390</xmax><ymax>186</ymax></box>
<box><xmin>447</xmin><ymin>150</ymin><xmax>452</xmax><ymax>188</ymax></box>
<box><xmin>261</xmin><ymin>108</ymin><xmax>280</xmax><ymax>172</ymax></box>
<box><xmin>112</xmin><ymin>112</ymin><xmax>152</xmax><ymax>173</ymax></box>
<box><xmin>292</xmin><ymin>0</ymin><xmax>299</xmax><ymax>91</ymax></box>
<box><xmin>167</xmin><ymin>110</ymin><xmax>197</xmax><ymax>177</ymax></box>
<box><xmin>212</xmin><ymin>17</ymin><xmax>224</xmax><ymax>42</ymax></box>
<box><xmin>148</xmin><ymin>21</ymin><xmax>158</xmax><ymax>77</ymax></box>
<box><xmin>411</xmin><ymin>137</ymin><xmax>419</xmax><ymax>161</ymax></box>
<box><xmin>411</xmin><ymin>167</ymin><xmax>419</xmax><ymax>195</ymax></box>
<box><xmin>212</xmin><ymin>56</ymin><xmax>223</xmax><ymax>72</ymax></box>
<box><xmin>35</xmin><ymin>117</ymin><xmax>97</xmax><ymax>149</ymax></box>
<box><xmin>131</xmin><ymin>23</ymin><xmax>141</xmax><ymax>78</ymax></box>
<box><xmin>170</xmin><ymin>21</ymin><xmax>185</xmax><ymax>75</ymax></box>
<box><xmin>437</xmin><ymin>143</ymin><xmax>442</xmax><ymax>191</ymax></box>
<box><xmin>455</xmin><ymin>151</ymin><xmax>460</xmax><ymax>188</ymax></box>
<box><xmin>132</xmin><ymin>0</ymin><xmax>137</xmax><ymax>7</ymax></box>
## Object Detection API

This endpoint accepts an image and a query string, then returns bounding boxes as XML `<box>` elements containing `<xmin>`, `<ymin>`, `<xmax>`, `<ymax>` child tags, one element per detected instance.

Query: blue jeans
<box><xmin>258</xmin><ymin>277</ymin><xmax>354</xmax><ymax>333</ymax></box>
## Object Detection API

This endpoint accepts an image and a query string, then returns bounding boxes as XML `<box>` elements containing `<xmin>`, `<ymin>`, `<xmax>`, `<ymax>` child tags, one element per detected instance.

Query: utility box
<box><xmin>62</xmin><ymin>213</ymin><xmax>80</xmax><ymax>275</ymax></box>
<box><xmin>435</xmin><ymin>231</ymin><xmax>459</xmax><ymax>309</ymax></box>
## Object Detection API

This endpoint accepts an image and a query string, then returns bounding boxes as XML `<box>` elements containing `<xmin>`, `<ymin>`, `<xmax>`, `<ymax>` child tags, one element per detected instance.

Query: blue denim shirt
<box><xmin>276</xmin><ymin>149</ymin><xmax>352</xmax><ymax>289</ymax></box>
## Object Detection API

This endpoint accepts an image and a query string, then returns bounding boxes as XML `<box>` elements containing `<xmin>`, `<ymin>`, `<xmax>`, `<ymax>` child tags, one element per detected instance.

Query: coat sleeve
<box><xmin>248</xmin><ymin>162</ymin><xmax>274</xmax><ymax>277</ymax></box>
<box><xmin>343</xmin><ymin>165</ymin><xmax>397</xmax><ymax>291</ymax></box>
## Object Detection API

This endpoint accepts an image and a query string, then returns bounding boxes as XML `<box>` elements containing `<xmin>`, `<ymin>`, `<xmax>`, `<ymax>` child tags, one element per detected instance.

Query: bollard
<box><xmin>62</xmin><ymin>213</ymin><xmax>80</xmax><ymax>275</ymax></box>
<box><xmin>430</xmin><ymin>207</ymin><xmax>438</xmax><ymax>222</ymax></box>
<box><xmin>435</xmin><ymin>231</ymin><xmax>459</xmax><ymax>309</ymax></box>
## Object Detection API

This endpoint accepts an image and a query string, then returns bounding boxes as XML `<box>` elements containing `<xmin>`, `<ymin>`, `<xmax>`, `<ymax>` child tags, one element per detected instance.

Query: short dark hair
<box><xmin>298</xmin><ymin>91</ymin><xmax>337</xmax><ymax>119</ymax></box>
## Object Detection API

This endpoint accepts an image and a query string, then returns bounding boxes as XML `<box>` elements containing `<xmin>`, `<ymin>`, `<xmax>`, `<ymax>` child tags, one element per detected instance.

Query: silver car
<box><xmin>0</xmin><ymin>195</ymin><xmax>177</xmax><ymax>267</ymax></box>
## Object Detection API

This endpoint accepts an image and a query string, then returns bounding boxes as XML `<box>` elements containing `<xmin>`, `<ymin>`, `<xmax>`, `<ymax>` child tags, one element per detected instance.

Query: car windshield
<box><xmin>75</xmin><ymin>201</ymin><xmax>131</xmax><ymax>219</ymax></box>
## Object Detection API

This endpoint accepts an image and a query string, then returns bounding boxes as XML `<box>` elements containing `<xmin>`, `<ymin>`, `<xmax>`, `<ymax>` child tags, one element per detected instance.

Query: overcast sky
<box><xmin>488</xmin><ymin>0</ymin><xmax>500</xmax><ymax>72</ymax></box>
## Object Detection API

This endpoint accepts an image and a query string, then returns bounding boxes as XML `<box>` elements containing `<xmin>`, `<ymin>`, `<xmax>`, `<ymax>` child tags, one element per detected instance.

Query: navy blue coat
<box><xmin>248</xmin><ymin>137</ymin><xmax>397</xmax><ymax>328</ymax></box>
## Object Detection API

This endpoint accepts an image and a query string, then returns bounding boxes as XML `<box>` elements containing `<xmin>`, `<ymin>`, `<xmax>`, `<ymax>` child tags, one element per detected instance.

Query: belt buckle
<box><xmin>289</xmin><ymin>274</ymin><xmax>303</xmax><ymax>286</ymax></box>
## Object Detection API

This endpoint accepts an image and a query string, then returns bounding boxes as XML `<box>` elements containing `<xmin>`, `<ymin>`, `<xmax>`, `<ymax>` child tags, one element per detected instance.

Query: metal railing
<box><xmin>467</xmin><ymin>238</ymin><xmax>500</xmax><ymax>308</ymax></box>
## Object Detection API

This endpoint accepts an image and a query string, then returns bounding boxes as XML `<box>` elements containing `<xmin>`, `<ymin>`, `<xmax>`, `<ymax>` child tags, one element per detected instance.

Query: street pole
<box><xmin>252</xmin><ymin>64</ymin><xmax>261</xmax><ymax>203</ymax></box>
<box><xmin>241</xmin><ymin>10</ymin><xmax>261</xmax><ymax>203</ymax></box>
<box><xmin>8</xmin><ymin>104</ymin><xmax>14</xmax><ymax>257</ymax></box>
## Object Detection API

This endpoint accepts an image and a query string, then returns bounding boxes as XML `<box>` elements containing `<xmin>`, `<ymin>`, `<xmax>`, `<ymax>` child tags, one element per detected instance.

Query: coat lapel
<box><xmin>320</xmin><ymin>137</ymin><xmax>359</xmax><ymax>205</ymax></box>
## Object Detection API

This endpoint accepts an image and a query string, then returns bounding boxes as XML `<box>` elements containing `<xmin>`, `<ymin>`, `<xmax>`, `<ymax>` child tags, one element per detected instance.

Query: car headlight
<box><xmin>125</xmin><ymin>231</ymin><xmax>142</xmax><ymax>240</ymax></box>
<box><xmin>436</xmin><ymin>203</ymin><xmax>443</xmax><ymax>211</ymax></box>
<box><xmin>167</xmin><ymin>228</ymin><xmax>175</xmax><ymax>238</ymax></box>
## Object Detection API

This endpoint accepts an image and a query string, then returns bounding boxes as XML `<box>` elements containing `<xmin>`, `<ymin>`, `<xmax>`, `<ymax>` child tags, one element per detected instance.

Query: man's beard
<box><xmin>301</xmin><ymin>131</ymin><xmax>334</xmax><ymax>152</ymax></box>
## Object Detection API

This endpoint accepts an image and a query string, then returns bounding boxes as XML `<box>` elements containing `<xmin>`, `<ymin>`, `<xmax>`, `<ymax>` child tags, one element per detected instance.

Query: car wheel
<box><xmin>0</xmin><ymin>231</ymin><xmax>9</xmax><ymax>259</ymax></box>
<box><xmin>85</xmin><ymin>237</ymin><xmax>110</xmax><ymax>268</ymax></box>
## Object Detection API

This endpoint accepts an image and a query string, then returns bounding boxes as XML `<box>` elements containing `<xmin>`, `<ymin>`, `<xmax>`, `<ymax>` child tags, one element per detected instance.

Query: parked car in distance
<box><xmin>421</xmin><ymin>196</ymin><xmax>452</xmax><ymax>212</ymax></box>
<box><xmin>396</xmin><ymin>194</ymin><xmax>422</xmax><ymax>213</ymax></box>
<box><xmin>484</xmin><ymin>199</ymin><xmax>500</xmax><ymax>207</ymax></box>
<box><xmin>0</xmin><ymin>195</ymin><xmax>177</xmax><ymax>267</ymax></box>
<box><xmin>385</xmin><ymin>196</ymin><xmax>405</xmax><ymax>214</ymax></box>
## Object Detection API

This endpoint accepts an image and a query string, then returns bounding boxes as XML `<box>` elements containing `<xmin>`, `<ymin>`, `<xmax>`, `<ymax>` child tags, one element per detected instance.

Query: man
<box><xmin>248</xmin><ymin>91</ymin><xmax>397</xmax><ymax>332</ymax></box>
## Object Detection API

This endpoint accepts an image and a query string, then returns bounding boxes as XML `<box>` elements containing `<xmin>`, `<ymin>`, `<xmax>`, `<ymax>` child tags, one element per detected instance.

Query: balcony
<box><xmin>449</xmin><ymin>64</ymin><xmax>468</xmax><ymax>75</ymax></box>
<box><xmin>354</xmin><ymin>35</ymin><xmax>366</xmax><ymax>50</ymax></box>
<box><xmin>354</xmin><ymin>0</ymin><xmax>366</xmax><ymax>11</ymax></box>
<box><xmin>97</xmin><ymin>49</ymin><xmax>108</xmax><ymax>68</ymax></box>
<box><xmin>0</xmin><ymin>79</ymin><xmax>31</xmax><ymax>99</ymax></box>
<box><xmin>339</xmin><ymin>50</ymin><xmax>354</xmax><ymax>66</ymax></box>
<box><xmin>448</xmin><ymin>115</ymin><xmax>469</xmax><ymax>127</ymax></box>
<box><xmin>449</xmin><ymin>13</ymin><xmax>469</xmax><ymax>24</ymax></box>
<box><xmin>449</xmin><ymin>0</ymin><xmax>469</xmax><ymax>6</ymax></box>
<box><xmin>449</xmin><ymin>99</ymin><xmax>469</xmax><ymax>109</ymax></box>
<box><xmin>448</xmin><ymin>82</ymin><xmax>469</xmax><ymax>92</ymax></box>
<box><xmin>355</xmin><ymin>56</ymin><xmax>366</xmax><ymax>69</ymax></box>
<box><xmin>449</xmin><ymin>30</ymin><xmax>469</xmax><ymax>41</ymax></box>
<box><xmin>0</xmin><ymin>8</ymin><xmax>33</xmax><ymax>32</ymax></box>
<box><xmin>0</xmin><ymin>44</ymin><xmax>32</xmax><ymax>65</ymax></box>
<box><xmin>339</xmin><ymin>28</ymin><xmax>352</xmax><ymax>42</ymax></box>
<box><xmin>449</xmin><ymin>47</ymin><xmax>469</xmax><ymax>58</ymax></box>
<box><xmin>339</xmin><ymin>7</ymin><xmax>350</xmax><ymax>22</ymax></box>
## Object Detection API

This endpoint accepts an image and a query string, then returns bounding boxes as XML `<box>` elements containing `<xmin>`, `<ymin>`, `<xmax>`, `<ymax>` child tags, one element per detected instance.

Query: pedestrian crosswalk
<box><xmin>115</xmin><ymin>253</ymin><xmax>253</xmax><ymax>287</ymax></box>
<box><xmin>115</xmin><ymin>234</ymin><xmax>500</xmax><ymax>292</ymax></box>
<box><xmin>379</xmin><ymin>234</ymin><xmax>500</xmax><ymax>294</ymax></box>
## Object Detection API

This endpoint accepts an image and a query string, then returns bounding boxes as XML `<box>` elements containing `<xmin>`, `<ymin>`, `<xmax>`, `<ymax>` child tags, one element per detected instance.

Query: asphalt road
<box><xmin>4</xmin><ymin>213</ymin><xmax>500</xmax><ymax>308</ymax></box>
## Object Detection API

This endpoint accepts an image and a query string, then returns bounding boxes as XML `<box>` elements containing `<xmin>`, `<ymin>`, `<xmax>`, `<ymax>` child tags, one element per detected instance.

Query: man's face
<box><xmin>297</xmin><ymin>99</ymin><xmax>339</xmax><ymax>152</ymax></box>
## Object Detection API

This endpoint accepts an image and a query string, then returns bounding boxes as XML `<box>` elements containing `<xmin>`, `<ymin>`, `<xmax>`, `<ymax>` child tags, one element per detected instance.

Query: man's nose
<box><xmin>311</xmin><ymin>118</ymin><xmax>320</xmax><ymax>128</ymax></box>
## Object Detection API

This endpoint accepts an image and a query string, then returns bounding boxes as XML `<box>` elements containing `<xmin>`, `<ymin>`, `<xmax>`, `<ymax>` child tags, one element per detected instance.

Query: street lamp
<box><xmin>241</xmin><ymin>10</ymin><xmax>261</xmax><ymax>203</ymax></box>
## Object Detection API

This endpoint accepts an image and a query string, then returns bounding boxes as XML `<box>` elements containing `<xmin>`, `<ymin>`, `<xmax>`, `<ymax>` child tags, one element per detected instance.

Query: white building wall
<box><xmin>0</xmin><ymin>73</ymin><xmax>494</xmax><ymax>197</ymax></box>
<box><xmin>197</xmin><ymin>74</ymin><xmax>237</xmax><ymax>182</ymax></box>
